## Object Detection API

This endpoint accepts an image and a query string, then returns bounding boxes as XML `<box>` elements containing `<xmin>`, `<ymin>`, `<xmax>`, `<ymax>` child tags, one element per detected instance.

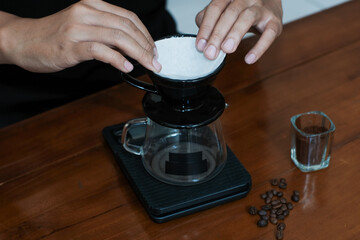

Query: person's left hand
<box><xmin>195</xmin><ymin>0</ymin><xmax>283</xmax><ymax>64</ymax></box>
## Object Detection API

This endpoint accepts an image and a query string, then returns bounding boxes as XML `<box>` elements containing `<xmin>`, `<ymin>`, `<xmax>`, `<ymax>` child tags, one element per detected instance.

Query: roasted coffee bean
<box><xmin>248</xmin><ymin>206</ymin><xmax>257</xmax><ymax>215</ymax></box>
<box><xmin>257</xmin><ymin>219</ymin><xmax>268</xmax><ymax>227</ymax></box>
<box><xmin>291</xmin><ymin>194</ymin><xmax>300</xmax><ymax>202</ymax></box>
<box><xmin>261</xmin><ymin>205</ymin><xmax>272</xmax><ymax>211</ymax></box>
<box><xmin>279</xmin><ymin>182</ymin><xmax>287</xmax><ymax>189</ymax></box>
<box><xmin>277</xmin><ymin>222</ymin><xmax>286</xmax><ymax>231</ymax></box>
<box><xmin>272</xmin><ymin>203</ymin><xmax>282</xmax><ymax>209</ymax></box>
<box><xmin>270</xmin><ymin>217</ymin><xmax>278</xmax><ymax>225</ymax></box>
<box><xmin>276</xmin><ymin>229</ymin><xmax>284</xmax><ymax>240</ymax></box>
<box><xmin>276</xmin><ymin>209</ymin><xmax>283</xmax><ymax>215</ymax></box>
<box><xmin>272</xmin><ymin>189</ymin><xmax>278</xmax><ymax>195</ymax></box>
<box><xmin>283</xmin><ymin>210</ymin><xmax>289</xmax><ymax>217</ymax></box>
<box><xmin>249</xmin><ymin>178</ymin><xmax>299</xmax><ymax>233</ymax></box>
<box><xmin>271</xmin><ymin>178</ymin><xmax>279</xmax><ymax>186</ymax></box>
<box><xmin>258</xmin><ymin>210</ymin><xmax>267</xmax><ymax>216</ymax></box>
<box><xmin>287</xmin><ymin>202</ymin><xmax>294</xmax><ymax>210</ymax></box>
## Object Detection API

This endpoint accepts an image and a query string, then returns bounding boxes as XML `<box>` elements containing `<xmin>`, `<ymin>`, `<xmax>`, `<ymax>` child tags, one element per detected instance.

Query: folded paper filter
<box><xmin>155</xmin><ymin>36</ymin><xmax>226</xmax><ymax>80</ymax></box>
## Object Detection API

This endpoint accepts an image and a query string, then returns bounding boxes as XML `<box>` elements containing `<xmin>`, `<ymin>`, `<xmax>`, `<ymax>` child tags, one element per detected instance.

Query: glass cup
<box><xmin>121</xmin><ymin>117</ymin><xmax>227</xmax><ymax>186</ymax></box>
<box><xmin>290</xmin><ymin>111</ymin><xmax>336</xmax><ymax>172</ymax></box>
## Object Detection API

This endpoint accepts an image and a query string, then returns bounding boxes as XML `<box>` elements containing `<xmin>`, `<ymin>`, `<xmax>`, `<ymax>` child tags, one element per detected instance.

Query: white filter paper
<box><xmin>154</xmin><ymin>36</ymin><xmax>226</xmax><ymax>80</ymax></box>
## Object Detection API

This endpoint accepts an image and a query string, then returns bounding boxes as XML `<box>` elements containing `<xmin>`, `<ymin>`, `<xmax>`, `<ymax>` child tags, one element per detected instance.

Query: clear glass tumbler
<box><xmin>290</xmin><ymin>111</ymin><xmax>336</xmax><ymax>172</ymax></box>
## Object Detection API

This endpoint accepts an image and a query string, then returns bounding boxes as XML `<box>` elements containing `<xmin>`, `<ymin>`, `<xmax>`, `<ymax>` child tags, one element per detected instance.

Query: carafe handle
<box><xmin>121</xmin><ymin>117</ymin><xmax>147</xmax><ymax>156</ymax></box>
<box><xmin>121</xmin><ymin>72</ymin><xmax>158</xmax><ymax>93</ymax></box>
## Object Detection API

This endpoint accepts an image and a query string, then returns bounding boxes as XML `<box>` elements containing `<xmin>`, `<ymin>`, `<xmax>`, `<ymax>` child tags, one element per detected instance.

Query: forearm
<box><xmin>0</xmin><ymin>11</ymin><xmax>21</xmax><ymax>64</ymax></box>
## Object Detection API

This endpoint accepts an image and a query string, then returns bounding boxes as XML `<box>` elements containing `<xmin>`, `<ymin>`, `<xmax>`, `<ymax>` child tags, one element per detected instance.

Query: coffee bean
<box><xmin>287</xmin><ymin>202</ymin><xmax>294</xmax><ymax>210</ymax></box>
<box><xmin>271</xmin><ymin>178</ymin><xmax>279</xmax><ymax>186</ymax></box>
<box><xmin>261</xmin><ymin>193</ymin><xmax>267</xmax><ymax>199</ymax></box>
<box><xmin>276</xmin><ymin>229</ymin><xmax>284</xmax><ymax>240</ymax></box>
<box><xmin>272</xmin><ymin>189</ymin><xmax>278</xmax><ymax>195</ymax></box>
<box><xmin>272</xmin><ymin>203</ymin><xmax>282</xmax><ymax>209</ymax></box>
<box><xmin>291</xmin><ymin>194</ymin><xmax>300</xmax><ymax>202</ymax></box>
<box><xmin>283</xmin><ymin>210</ymin><xmax>289</xmax><ymax>217</ymax></box>
<box><xmin>248</xmin><ymin>206</ymin><xmax>257</xmax><ymax>215</ymax></box>
<box><xmin>248</xmin><ymin>177</ymin><xmax>299</xmax><ymax>236</ymax></box>
<box><xmin>270</xmin><ymin>217</ymin><xmax>278</xmax><ymax>225</ymax></box>
<box><xmin>258</xmin><ymin>210</ymin><xmax>267</xmax><ymax>216</ymax></box>
<box><xmin>257</xmin><ymin>219</ymin><xmax>268</xmax><ymax>227</ymax></box>
<box><xmin>276</xmin><ymin>209</ymin><xmax>283</xmax><ymax>215</ymax></box>
<box><xmin>279</xmin><ymin>182</ymin><xmax>287</xmax><ymax>189</ymax></box>
<box><xmin>277</xmin><ymin>222</ymin><xmax>286</xmax><ymax>231</ymax></box>
<box><xmin>261</xmin><ymin>205</ymin><xmax>272</xmax><ymax>211</ymax></box>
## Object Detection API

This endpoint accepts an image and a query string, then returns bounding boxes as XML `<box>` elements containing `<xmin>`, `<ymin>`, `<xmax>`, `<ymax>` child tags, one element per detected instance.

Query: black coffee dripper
<box><xmin>121</xmin><ymin>34</ymin><xmax>226</xmax><ymax>111</ymax></box>
<box><xmin>121</xmin><ymin>58</ymin><xmax>225</xmax><ymax>111</ymax></box>
<box><xmin>121</xmin><ymin>34</ymin><xmax>227</xmax><ymax>128</ymax></box>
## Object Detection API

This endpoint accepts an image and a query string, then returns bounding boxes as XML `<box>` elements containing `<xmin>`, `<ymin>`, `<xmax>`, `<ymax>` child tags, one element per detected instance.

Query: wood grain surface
<box><xmin>1</xmin><ymin>1</ymin><xmax>360</xmax><ymax>239</ymax></box>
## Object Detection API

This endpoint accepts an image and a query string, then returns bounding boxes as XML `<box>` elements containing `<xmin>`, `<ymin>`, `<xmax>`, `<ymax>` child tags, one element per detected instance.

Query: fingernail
<box><xmin>245</xmin><ymin>53</ymin><xmax>256</xmax><ymax>64</ymax></box>
<box><xmin>124</xmin><ymin>60</ymin><xmax>134</xmax><ymax>72</ymax></box>
<box><xmin>153</xmin><ymin>47</ymin><xmax>159</xmax><ymax>59</ymax></box>
<box><xmin>205</xmin><ymin>45</ymin><xmax>217</xmax><ymax>59</ymax></box>
<box><xmin>152</xmin><ymin>57</ymin><xmax>162</xmax><ymax>72</ymax></box>
<box><xmin>197</xmin><ymin>39</ymin><xmax>207</xmax><ymax>51</ymax></box>
<box><xmin>223</xmin><ymin>38</ymin><xmax>235</xmax><ymax>52</ymax></box>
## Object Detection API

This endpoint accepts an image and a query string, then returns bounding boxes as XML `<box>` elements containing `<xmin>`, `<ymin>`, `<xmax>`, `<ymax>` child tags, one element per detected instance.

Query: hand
<box><xmin>195</xmin><ymin>0</ymin><xmax>283</xmax><ymax>64</ymax></box>
<box><xmin>0</xmin><ymin>0</ymin><xmax>161</xmax><ymax>73</ymax></box>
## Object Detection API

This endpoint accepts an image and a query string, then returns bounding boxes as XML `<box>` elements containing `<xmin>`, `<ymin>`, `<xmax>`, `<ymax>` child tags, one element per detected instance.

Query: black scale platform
<box><xmin>103</xmin><ymin>123</ymin><xmax>252</xmax><ymax>223</ymax></box>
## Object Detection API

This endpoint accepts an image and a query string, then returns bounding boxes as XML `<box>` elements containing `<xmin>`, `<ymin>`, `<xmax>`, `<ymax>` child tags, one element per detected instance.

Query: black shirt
<box><xmin>0</xmin><ymin>0</ymin><xmax>177</xmax><ymax>127</ymax></box>
<box><xmin>1</xmin><ymin>0</ymin><xmax>165</xmax><ymax>18</ymax></box>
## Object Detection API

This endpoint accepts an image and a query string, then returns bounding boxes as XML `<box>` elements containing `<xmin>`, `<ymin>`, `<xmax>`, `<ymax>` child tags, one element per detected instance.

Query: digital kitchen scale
<box><xmin>103</xmin><ymin>123</ymin><xmax>252</xmax><ymax>223</ymax></box>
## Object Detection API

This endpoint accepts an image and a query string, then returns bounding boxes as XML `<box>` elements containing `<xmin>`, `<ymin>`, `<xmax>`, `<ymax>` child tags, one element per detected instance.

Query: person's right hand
<box><xmin>0</xmin><ymin>0</ymin><xmax>161</xmax><ymax>73</ymax></box>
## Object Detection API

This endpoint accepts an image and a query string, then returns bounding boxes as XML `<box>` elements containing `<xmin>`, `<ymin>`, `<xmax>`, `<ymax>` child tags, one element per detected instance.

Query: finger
<box><xmin>196</xmin><ymin>0</ymin><xmax>231</xmax><ymax>52</ymax></box>
<box><xmin>244</xmin><ymin>22</ymin><xmax>280</xmax><ymax>64</ymax></box>
<box><xmin>203</xmin><ymin>1</ymin><xmax>247</xmax><ymax>59</ymax></box>
<box><xmin>76</xmin><ymin>42</ymin><xmax>134</xmax><ymax>72</ymax></box>
<box><xmin>81</xmin><ymin>0</ymin><xmax>155</xmax><ymax>47</ymax></box>
<box><xmin>82</xmin><ymin>10</ymin><xmax>155</xmax><ymax>55</ymax></box>
<box><xmin>220</xmin><ymin>6</ymin><xmax>262</xmax><ymax>54</ymax></box>
<box><xmin>195</xmin><ymin>8</ymin><xmax>205</xmax><ymax>28</ymax></box>
<box><xmin>75</xmin><ymin>25</ymin><xmax>161</xmax><ymax>72</ymax></box>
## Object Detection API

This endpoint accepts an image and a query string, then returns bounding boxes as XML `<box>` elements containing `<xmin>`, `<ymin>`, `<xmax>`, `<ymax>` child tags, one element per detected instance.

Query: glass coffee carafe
<box><xmin>122</xmin><ymin>116</ymin><xmax>227</xmax><ymax>185</ymax></box>
<box><xmin>121</xmin><ymin>34</ymin><xmax>227</xmax><ymax>186</ymax></box>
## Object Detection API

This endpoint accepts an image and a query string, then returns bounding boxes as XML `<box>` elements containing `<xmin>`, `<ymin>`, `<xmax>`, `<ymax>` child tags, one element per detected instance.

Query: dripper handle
<box><xmin>121</xmin><ymin>72</ymin><xmax>158</xmax><ymax>94</ymax></box>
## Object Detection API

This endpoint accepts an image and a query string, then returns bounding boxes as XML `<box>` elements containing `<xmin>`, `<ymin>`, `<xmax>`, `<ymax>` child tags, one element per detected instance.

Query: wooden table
<box><xmin>1</xmin><ymin>1</ymin><xmax>360</xmax><ymax>239</ymax></box>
